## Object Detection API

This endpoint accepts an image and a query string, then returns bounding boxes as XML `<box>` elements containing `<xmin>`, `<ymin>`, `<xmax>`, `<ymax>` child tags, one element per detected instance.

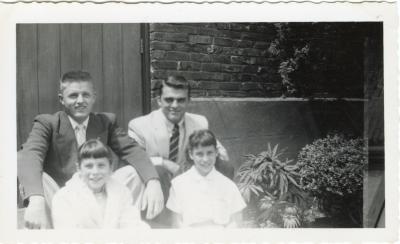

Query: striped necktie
<box><xmin>169</xmin><ymin>124</ymin><xmax>180</xmax><ymax>162</ymax></box>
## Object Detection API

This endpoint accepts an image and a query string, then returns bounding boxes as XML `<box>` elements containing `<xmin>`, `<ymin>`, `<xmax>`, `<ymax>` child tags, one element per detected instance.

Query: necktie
<box><xmin>75</xmin><ymin>124</ymin><xmax>86</xmax><ymax>148</ymax></box>
<box><xmin>169</xmin><ymin>124</ymin><xmax>180</xmax><ymax>162</ymax></box>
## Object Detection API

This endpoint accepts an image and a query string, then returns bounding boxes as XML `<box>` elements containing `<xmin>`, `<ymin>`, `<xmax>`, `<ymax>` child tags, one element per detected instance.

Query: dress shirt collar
<box><xmin>159</xmin><ymin>109</ymin><xmax>185</xmax><ymax>133</ymax></box>
<box><xmin>68</xmin><ymin>116</ymin><xmax>89</xmax><ymax>130</ymax></box>
<box><xmin>187</xmin><ymin>165</ymin><xmax>218</xmax><ymax>182</ymax></box>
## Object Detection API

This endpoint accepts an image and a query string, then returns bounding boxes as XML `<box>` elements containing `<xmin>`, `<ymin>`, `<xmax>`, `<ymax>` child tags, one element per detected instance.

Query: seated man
<box><xmin>18</xmin><ymin>70</ymin><xmax>164</xmax><ymax>229</ymax></box>
<box><xmin>128</xmin><ymin>76</ymin><xmax>234</xmax><ymax>213</ymax></box>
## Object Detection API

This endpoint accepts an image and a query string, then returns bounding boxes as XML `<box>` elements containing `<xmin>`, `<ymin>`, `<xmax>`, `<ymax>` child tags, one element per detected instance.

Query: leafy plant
<box><xmin>278</xmin><ymin>45</ymin><xmax>310</xmax><ymax>97</ymax></box>
<box><xmin>297</xmin><ymin>134</ymin><xmax>367</xmax><ymax>226</ymax></box>
<box><xmin>237</xmin><ymin>144</ymin><xmax>317</xmax><ymax>228</ymax></box>
<box><xmin>268</xmin><ymin>23</ymin><xmax>311</xmax><ymax>97</ymax></box>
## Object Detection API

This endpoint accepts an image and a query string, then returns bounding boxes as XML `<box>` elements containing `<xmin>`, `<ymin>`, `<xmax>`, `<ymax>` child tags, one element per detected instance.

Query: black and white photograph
<box><xmin>16</xmin><ymin>22</ymin><xmax>384</xmax><ymax>229</ymax></box>
<box><xmin>0</xmin><ymin>2</ymin><xmax>397</xmax><ymax>243</ymax></box>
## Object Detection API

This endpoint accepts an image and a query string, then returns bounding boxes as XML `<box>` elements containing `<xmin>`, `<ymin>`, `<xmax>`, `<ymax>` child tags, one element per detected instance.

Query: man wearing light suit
<box><xmin>18</xmin><ymin>71</ymin><xmax>164</xmax><ymax>229</ymax></box>
<box><xmin>128</xmin><ymin>76</ymin><xmax>234</xmax><ymax>218</ymax></box>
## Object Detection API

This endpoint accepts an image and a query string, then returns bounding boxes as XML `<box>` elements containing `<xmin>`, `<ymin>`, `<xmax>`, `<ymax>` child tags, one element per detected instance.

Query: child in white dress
<box><xmin>166</xmin><ymin>129</ymin><xmax>246</xmax><ymax>228</ymax></box>
<box><xmin>52</xmin><ymin>139</ymin><xmax>148</xmax><ymax>229</ymax></box>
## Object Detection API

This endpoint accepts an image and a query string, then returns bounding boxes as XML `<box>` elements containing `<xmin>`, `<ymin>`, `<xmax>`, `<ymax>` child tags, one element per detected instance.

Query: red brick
<box><xmin>240</xmin><ymin>82</ymin><xmax>262</xmax><ymax>91</ymax></box>
<box><xmin>150</xmin><ymin>23</ymin><xmax>197</xmax><ymax>34</ymax></box>
<box><xmin>175</xmin><ymin>43</ymin><xmax>193</xmax><ymax>52</ymax></box>
<box><xmin>197</xmin><ymin>27</ymin><xmax>221</xmax><ymax>36</ymax></box>
<box><xmin>206</xmin><ymin>45</ymin><xmax>223</xmax><ymax>55</ymax></box>
<box><xmin>189</xmin><ymin>35</ymin><xmax>213</xmax><ymax>44</ymax></box>
<box><xmin>164</xmin><ymin>51</ymin><xmax>191</xmax><ymax>61</ymax></box>
<box><xmin>196</xmin><ymin>81</ymin><xmax>220</xmax><ymax>90</ymax></box>
<box><xmin>192</xmin><ymin>44</ymin><xmax>210</xmax><ymax>54</ymax></box>
<box><xmin>241</xmin><ymin>32</ymin><xmax>269</xmax><ymax>41</ymax></box>
<box><xmin>218</xmin><ymin>82</ymin><xmax>241</xmax><ymax>91</ymax></box>
<box><xmin>190</xmin><ymin>53</ymin><xmax>212</xmax><ymax>63</ymax></box>
<box><xmin>151</xmin><ymin>61</ymin><xmax>177</xmax><ymax>70</ymax></box>
<box><xmin>202</xmin><ymin>63</ymin><xmax>222</xmax><ymax>72</ymax></box>
<box><xmin>151</xmin><ymin>32</ymin><xmax>188</xmax><ymax>42</ymax></box>
<box><xmin>233</xmin><ymin>40</ymin><xmax>254</xmax><ymax>48</ymax></box>
<box><xmin>151</xmin><ymin>50</ymin><xmax>166</xmax><ymax>59</ymax></box>
<box><xmin>222</xmin><ymin>64</ymin><xmax>244</xmax><ymax>73</ymax></box>
<box><xmin>210</xmin><ymin>54</ymin><xmax>230</xmax><ymax>64</ymax></box>
<box><xmin>214</xmin><ymin>37</ymin><xmax>233</xmax><ymax>47</ymax></box>
<box><xmin>222</xmin><ymin>47</ymin><xmax>244</xmax><ymax>56</ymax></box>
<box><xmin>243</xmin><ymin>65</ymin><xmax>259</xmax><ymax>73</ymax></box>
<box><xmin>152</xmin><ymin>70</ymin><xmax>168</xmax><ymax>79</ymax></box>
<box><xmin>254</xmin><ymin>41</ymin><xmax>270</xmax><ymax>49</ymax></box>
<box><xmin>150</xmin><ymin>41</ymin><xmax>175</xmax><ymax>51</ymax></box>
<box><xmin>241</xmin><ymin>48</ymin><xmax>264</xmax><ymax>57</ymax></box>
<box><xmin>231</xmin><ymin>56</ymin><xmax>257</xmax><ymax>65</ymax></box>
<box><xmin>220</xmin><ymin>30</ymin><xmax>242</xmax><ymax>39</ymax></box>
<box><xmin>177</xmin><ymin>61</ymin><xmax>201</xmax><ymax>71</ymax></box>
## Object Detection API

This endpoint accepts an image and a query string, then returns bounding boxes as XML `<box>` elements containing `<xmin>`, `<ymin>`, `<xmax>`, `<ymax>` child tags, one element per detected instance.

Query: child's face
<box><xmin>78</xmin><ymin>157</ymin><xmax>111</xmax><ymax>192</ymax></box>
<box><xmin>189</xmin><ymin>145</ymin><xmax>217</xmax><ymax>176</ymax></box>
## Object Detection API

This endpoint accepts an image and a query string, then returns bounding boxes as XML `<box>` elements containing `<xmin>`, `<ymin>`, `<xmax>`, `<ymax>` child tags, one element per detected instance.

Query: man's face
<box><xmin>78</xmin><ymin>157</ymin><xmax>111</xmax><ymax>193</ymax></box>
<box><xmin>158</xmin><ymin>85</ymin><xmax>189</xmax><ymax>124</ymax></box>
<box><xmin>59</xmin><ymin>81</ymin><xmax>96</xmax><ymax>124</ymax></box>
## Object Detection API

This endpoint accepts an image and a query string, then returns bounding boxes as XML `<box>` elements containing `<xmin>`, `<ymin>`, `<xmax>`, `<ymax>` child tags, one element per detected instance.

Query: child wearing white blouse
<box><xmin>166</xmin><ymin>129</ymin><xmax>246</xmax><ymax>228</ymax></box>
<box><xmin>52</xmin><ymin>139</ymin><xmax>149</xmax><ymax>229</ymax></box>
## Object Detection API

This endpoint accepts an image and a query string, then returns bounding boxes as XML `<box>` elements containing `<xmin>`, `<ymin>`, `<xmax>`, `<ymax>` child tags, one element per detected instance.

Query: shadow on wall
<box><xmin>183</xmin><ymin>99</ymin><xmax>364</xmax><ymax>171</ymax></box>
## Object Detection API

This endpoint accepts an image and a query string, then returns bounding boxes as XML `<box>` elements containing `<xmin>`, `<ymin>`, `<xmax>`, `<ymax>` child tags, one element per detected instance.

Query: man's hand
<box><xmin>141</xmin><ymin>179</ymin><xmax>164</xmax><ymax>219</ymax></box>
<box><xmin>24</xmin><ymin>195</ymin><xmax>49</xmax><ymax>229</ymax></box>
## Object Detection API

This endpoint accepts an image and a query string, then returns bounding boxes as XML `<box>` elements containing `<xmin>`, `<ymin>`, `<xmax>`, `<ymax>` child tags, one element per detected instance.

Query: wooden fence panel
<box><xmin>122</xmin><ymin>24</ymin><xmax>143</xmax><ymax>130</ymax></box>
<box><xmin>82</xmin><ymin>24</ymin><xmax>104</xmax><ymax>112</ymax></box>
<box><xmin>60</xmin><ymin>24</ymin><xmax>82</xmax><ymax>73</ymax></box>
<box><xmin>103</xmin><ymin>24</ymin><xmax>123</xmax><ymax>123</ymax></box>
<box><xmin>17</xmin><ymin>24</ymin><xmax>39</xmax><ymax>148</ymax></box>
<box><xmin>37</xmin><ymin>24</ymin><xmax>61</xmax><ymax>114</ymax></box>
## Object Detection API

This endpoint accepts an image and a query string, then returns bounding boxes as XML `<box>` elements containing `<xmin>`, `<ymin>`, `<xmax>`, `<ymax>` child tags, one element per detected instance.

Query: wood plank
<box><xmin>17</xmin><ymin>24</ymin><xmax>39</xmax><ymax>147</ymax></box>
<box><xmin>37</xmin><ymin>24</ymin><xmax>61</xmax><ymax>114</ymax></box>
<box><xmin>60</xmin><ymin>24</ymin><xmax>82</xmax><ymax>74</ymax></box>
<box><xmin>364</xmin><ymin>169</ymin><xmax>385</xmax><ymax>227</ymax></box>
<box><xmin>103</xmin><ymin>24</ymin><xmax>123</xmax><ymax>124</ymax></box>
<box><xmin>122</xmin><ymin>24</ymin><xmax>143</xmax><ymax>130</ymax></box>
<box><xmin>82</xmin><ymin>24</ymin><xmax>103</xmax><ymax>113</ymax></box>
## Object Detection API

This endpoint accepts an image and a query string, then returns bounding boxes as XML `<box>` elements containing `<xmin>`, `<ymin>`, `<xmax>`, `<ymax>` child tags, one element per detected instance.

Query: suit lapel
<box><xmin>55</xmin><ymin>112</ymin><xmax>78</xmax><ymax>167</ymax></box>
<box><xmin>153</xmin><ymin>109</ymin><xmax>170</xmax><ymax>158</ymax></box>
<box><xmin>86</xmin><ymin>113</ymin><xmax>108</xmax><ymax>144</ymax></box>
<box><xmin>178</xmin><ymin>114</ymin><xmax>192</xmax><ymax>163</ymax></box>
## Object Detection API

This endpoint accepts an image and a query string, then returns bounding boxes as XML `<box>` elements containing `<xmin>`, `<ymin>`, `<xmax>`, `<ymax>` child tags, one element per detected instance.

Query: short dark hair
<box><xmin>59</xmin><ymin>70</ymin><xmax>93</xmax><ymax>93</ymax></box>
<box><xmin>188</xmin><ymin>129</ymin><xmax>217</xmax><ymax>152</ymax></box>
<box><xmin>78</xmin><ymin>139</ymin><xmax>112</xmax><ymax>166</ymax></box>
<box><xmin>158</xmin><ymin>75</ymin><xmax>191</xmax><ymax>98</ymax></box>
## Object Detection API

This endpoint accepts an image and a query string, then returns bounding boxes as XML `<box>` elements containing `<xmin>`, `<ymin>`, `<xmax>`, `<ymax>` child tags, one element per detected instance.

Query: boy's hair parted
<box><xmin>59</xmin><ymin>70</ymin><xmax>94</xmax><ymax>93</ymax></box>
<box><xmin>77</xmin><ymin>139</ymin><xmax>112</xmax><ymax>166</ymax></box>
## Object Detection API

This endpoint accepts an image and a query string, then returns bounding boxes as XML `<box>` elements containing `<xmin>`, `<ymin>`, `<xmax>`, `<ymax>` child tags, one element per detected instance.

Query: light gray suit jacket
<box><xmin>128</xmin><ymin>109</ymin><xmax>228</xmax><ymax>167</ymax></box>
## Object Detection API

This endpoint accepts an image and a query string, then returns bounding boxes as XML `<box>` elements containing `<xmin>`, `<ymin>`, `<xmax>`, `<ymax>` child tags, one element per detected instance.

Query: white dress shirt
<box><xmin>167</xmin><ymin>166</ymin><xmax>246</xmax><ymax>227</ymax></box>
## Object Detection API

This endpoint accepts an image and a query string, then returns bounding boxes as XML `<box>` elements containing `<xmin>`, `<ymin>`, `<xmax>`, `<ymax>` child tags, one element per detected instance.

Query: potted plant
<box><xmin>297</xmin><ymin>134</ymin><xmax>367</xmax><ymax>227</ymax></box>
<box><xmin>237</xmin><ymin>144</ymin><xmax>321</xmax><ymax>228</ymax></box>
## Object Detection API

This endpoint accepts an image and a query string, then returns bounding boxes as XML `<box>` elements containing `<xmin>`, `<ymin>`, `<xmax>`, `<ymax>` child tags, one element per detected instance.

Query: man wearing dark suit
<box><xmin>18</xmin><ymin>70</ymin><xmax>164</xmax><ymax>229</ymax></box>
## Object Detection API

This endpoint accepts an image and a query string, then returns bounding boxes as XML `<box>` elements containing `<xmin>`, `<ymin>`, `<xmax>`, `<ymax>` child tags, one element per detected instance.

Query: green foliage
<box><xmin>237</xmin><ymin>143</ymin><xmax>317</xmax><ymax>228</ymax></box>
<box><xmin>297</xmin><ymin>134</ymin><xmax>367</xmax><ymax>224</ymax></box>
<box><xmin>269</xmin><ymin>23</ymin><xmax>311</xmax><ymax>97</ymax></box>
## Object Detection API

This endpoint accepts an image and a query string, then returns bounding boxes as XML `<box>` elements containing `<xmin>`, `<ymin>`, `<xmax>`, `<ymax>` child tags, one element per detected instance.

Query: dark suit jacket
<box><xmin>18</xmin><ymin>111</ymin><xmax>157</xmax><ymax>201</ymax></box>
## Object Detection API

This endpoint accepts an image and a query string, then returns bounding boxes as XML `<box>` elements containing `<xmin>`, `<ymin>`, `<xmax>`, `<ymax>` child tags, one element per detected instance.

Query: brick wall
<box><xmin>149</xmin><ymin>22</ymin><xmax>378</xmax><ymax>98</ymax></box>
<box><xmin>150</xmin><ymin>23</ymin><xmax>281</xmax><ymax>97</ymax></box>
